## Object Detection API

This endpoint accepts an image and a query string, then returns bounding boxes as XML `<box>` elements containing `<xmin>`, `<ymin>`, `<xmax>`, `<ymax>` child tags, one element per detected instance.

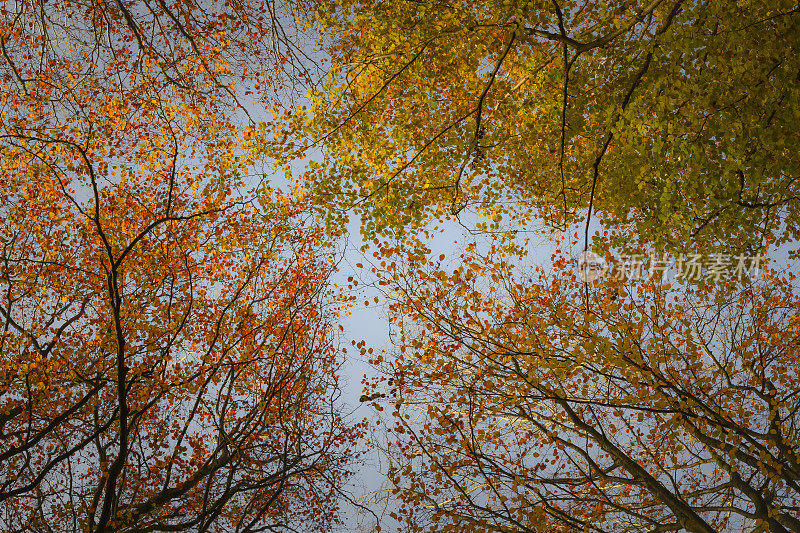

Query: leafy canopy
<box><xmin>0</xmin><ymin>0</ymin><xmax>360</xmax><ymax>530</ymax></box>
<box><xmin>365</xmin><ymin>234</ymin><xmax>800</xmax><ymax>533</ymax></box>
<box><xmin>306</xmin><ymin>0</ymin><xmax>799</xmax><ymax>255</ymax></box>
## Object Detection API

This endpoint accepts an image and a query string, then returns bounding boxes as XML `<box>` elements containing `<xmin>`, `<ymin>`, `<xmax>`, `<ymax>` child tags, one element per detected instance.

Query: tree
<box><xmin>305</xmin><ymin>0</ymin><xmax>799</xmax><ymax>255</ymax></box>
<box><xmin>0</xmin><ymin>0</ymin><xmax>360</xmax><ymax>531</ymax></box>
<box><xmin>300</xmin><ymin>1</ymin><xmax>800</xmax><ymax>530</ymax></box>
<box><xmin>363</xmin><ymin>235</ymin><xmax>800</xmax><ymax>533</ymax></box>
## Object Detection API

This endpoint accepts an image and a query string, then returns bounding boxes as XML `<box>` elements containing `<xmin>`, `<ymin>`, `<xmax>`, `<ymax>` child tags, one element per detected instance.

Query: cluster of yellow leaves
<box><xmin>305</xmin><ymin>0</ymin><xmax>799</xmax><ymax>256</ymax></box>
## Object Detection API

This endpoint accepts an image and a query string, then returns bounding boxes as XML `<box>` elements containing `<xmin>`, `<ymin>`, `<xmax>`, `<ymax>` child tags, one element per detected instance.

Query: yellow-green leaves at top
<box><xmin>305</xmin><ymin>0</ymin><xmax>800</xmax><ymax>255</ymax></box>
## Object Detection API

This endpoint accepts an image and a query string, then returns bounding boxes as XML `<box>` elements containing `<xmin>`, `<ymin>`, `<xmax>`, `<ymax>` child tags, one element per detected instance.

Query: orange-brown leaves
<box><xmin>366</xmin><ymin>233</ymin><xmax>800</xmax><ymax>532</ymax></box>
<box><xmin>0</xmin><ymin>0</ymin><xmax>359</xmax><ymax>530</ymax></box>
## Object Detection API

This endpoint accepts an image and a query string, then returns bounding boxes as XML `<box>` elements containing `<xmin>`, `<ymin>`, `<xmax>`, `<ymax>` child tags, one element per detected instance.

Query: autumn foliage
<box><xmin>0</xmin><ymin>0</ymin><xmax>357</xmax><ymax>531</ymax></box>
<box><xmin>305</xmin><ymin>2</ymin><xmax>800</xmax><ymax>530</ymax></box>
<box><xmin>307</xmin><ymin>0</ymin><xmax>799</xmax><ymax>255</ymax></box>
<box><xmin>3</xmin><ymin>0</ymin><xmax>800</xmax><ymax>532</ymax></box>
<box><xmin>366</xmin><ymin>238</ymin><xmax>800</xmax><ymax>533</ymax></box>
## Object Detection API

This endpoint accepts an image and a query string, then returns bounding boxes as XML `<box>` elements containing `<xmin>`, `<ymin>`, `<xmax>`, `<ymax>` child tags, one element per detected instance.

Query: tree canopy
<box><xmin>2</xmin><ymin>0</ymin><xmax>799</xmax><ymax>532</ymax></box>
<box><xmin>0</xmin><ymin>0</ymin><xmax>360</xmax><ymax>530</ymax></box>
<box><xmin>364</xmin><ymin>236</ymin><xmax>800</xmax><ymax>533</ymax></box>
<box><xmin>307</xmin><ymin>0</ymin><xmax>799</xmax><ymax>255</ymax></box>
<box><xmin>302</xmin><ymin>1</ymin><xmax>800</xmax><ymax>532</ymax></box>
